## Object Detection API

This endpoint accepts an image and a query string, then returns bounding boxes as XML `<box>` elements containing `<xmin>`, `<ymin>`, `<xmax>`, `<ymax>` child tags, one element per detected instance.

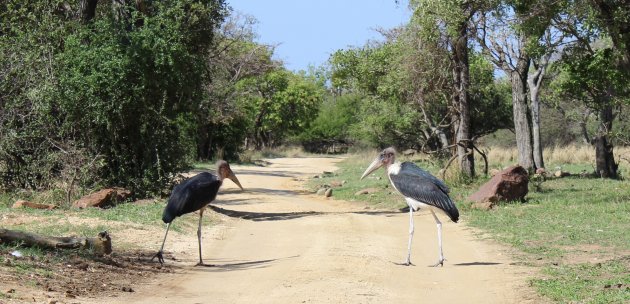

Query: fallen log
<box><xmin>0</xmin><ymin>229</ymin><xmax>112</xmax><ymax>255</ymax></box>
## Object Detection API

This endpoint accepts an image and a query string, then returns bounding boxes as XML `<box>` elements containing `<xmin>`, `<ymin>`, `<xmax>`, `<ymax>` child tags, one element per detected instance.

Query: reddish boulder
<box><xmin>12</xmin><ymin>200</ymin><xmax>57</xmax><ymax>210</ymax></box>
<box><xmin>468</xmin><ymin>165</ymin><xmax>529</xmax><ymax>210</ymax></box>
<box><xmin>73</xmin><ymin>188</ymin><xmax>132</xmax><ymax>209</ymax></box>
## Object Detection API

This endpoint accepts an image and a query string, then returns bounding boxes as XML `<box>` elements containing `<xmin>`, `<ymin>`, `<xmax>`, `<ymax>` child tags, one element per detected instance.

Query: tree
<box><xmin>0</xmin><ymin>0</ymin><xmax>228</xmax><ymax>196</ymax></box>
<box><xmin>197</xmin><ymin>12</ymin><xmax>278</xmax><ymax>160</ymax></box>
<box><xmin>474</xmin><ymin>0</ymin><xmax>562</xmax><ymax>171</ymax></box>
<box><xmin>552</xmin><ymin>0</ymin><xmax>630</xmax><ymax>178</ymax></box>
<box><xmin>411</xmin><ymin>0</ymin><xmax>477</xmax><ymax>178</ymax></box>
<box><xmin>238</xmin><ymin>69</ymin><xmax>324</xmax><ymax>149</ymax></box>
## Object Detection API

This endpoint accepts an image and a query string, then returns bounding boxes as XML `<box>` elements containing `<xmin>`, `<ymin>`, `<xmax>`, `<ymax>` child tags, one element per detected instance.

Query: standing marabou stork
<box><xmin>361</xmin><ymin>147</ymin><xmax>459</xmax><ymax>267</ymax></box>
<box><xmin>152</xmin><ymin>160</ymin><xmax>243</xmax><ymax>266</ymax></box>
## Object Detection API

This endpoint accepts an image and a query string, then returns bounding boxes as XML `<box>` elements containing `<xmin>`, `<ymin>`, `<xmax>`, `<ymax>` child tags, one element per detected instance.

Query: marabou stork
<box><xmin>361</xmin><ymin>147</ymin><xmax>459</xmax><ymax>267</ymax></box>
<box><xmin>152</xmin><ymin>160</ymin><xmax>243</xmax><ymax>266</ymax></box>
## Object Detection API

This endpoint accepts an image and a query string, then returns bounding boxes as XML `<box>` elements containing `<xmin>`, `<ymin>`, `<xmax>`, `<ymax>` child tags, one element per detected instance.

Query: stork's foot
<box><xmin>394</xmin><ymin>259</ymin><xmax>415</xmax><ymax>266</ymax></box>
<box><xmin>430</xmin><ymin>258</ymin><xmax>445</xmax><ymax>267</ymax></box>
<box><xmin>195</xmin><ymin>261</ymin><xmax>216</xmax><ymax>267</ymax></box>
<box><xmin>151</xmin><ymin>251</ymin><xmax>165</xmax><ymax>265</ymax></box>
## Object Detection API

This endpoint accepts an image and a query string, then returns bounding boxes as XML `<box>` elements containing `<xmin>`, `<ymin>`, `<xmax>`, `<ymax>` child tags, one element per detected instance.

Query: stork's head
<box><xmin>216</xmin><ymin>160</ymin><xmax>244</xmax><ymax>190</ymax></box>
<box><xmin>360</xmin><ymin>147</ymin><xmax>396</xmax><ymax>180</ymax></box>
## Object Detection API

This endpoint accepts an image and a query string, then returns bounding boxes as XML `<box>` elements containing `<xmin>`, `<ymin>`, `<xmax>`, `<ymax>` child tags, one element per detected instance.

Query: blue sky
<box><xmin>227</xmin><ymin>0</ymin><xmax>412</xmax><ymax>72</ymax></box>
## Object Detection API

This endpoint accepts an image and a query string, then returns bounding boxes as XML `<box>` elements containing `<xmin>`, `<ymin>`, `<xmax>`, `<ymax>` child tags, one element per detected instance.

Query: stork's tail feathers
<box><xmin>445</xmin><ymin>199</ymin><xmax>459</xmax><ymax>223</ymax></box>
<box><xmin>162</xmin><ymin>208</ymin><xmax>176</xmax><ymax>224</ymax></box>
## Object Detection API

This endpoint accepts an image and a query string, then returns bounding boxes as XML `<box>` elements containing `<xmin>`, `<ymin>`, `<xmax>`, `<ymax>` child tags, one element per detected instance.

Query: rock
<box><xmin>121</xmin><ymin>286</ymin><xmax>134</xmax><ymax>292</ymax></box>
<box><xmin>354</xmin><ymin>188</ymin><xmax>380</xmax><ymax>195</ymax></box>
<box><xmin>12</xmin><ymin>200</ymin><xmax>57</xmax><ymax>210</ymax></box>
<box><xmin>316</xmin><ymin>188</ymin><xmax>327</xmax><ymax>195</ymax></box>
<box><xmin>324</xmin><ymin>188</ymin><xmax>333</xmax><ymax>197</ymax></box>
<box><xmin>535</xmin><ymin>168</ymin><xmax>546</xmax><ymax>175</ymax></box>
<box><xmin>72</xmin><ymin>187</ymin><xmax>131</xmax><ymax>209</ymax></box>
<box><xmin>554</xmin><ymin>170</ymin><xmax>570</xmax><ymax>178</ymax></box>
<box><xmin>467</xmin><ymin>165</ymin><xmax>529</xmax><ymax>209</ymax></box>
<box><xmin>112</xmin><ymin>187</ymin><xmax>132</xmax><ymax>201</ymax></box>
<box><xmin>330</xmin><ymin>180</ymin><xmax>344</xmax><ymax>188</ymax></box>
<box><xmin>73</xmin><ymin>189</ymin><xmax>115</xmax><ymax>208</ymax></box>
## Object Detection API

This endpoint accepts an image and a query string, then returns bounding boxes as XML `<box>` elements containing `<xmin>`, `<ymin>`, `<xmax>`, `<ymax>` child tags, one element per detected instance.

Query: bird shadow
<box><xmin>190</xmin><ymin>255</ymin><xmax>300</xmax><ymax>273</ymax></box>
<box><xmin>220</xmin><ymin>187</ymin><xmax>305</xmax><ymax>196</ymax></box>
<box><xmin>453</xmin><ymin>261</ymin><xmax>502</xmax><ymax>266</ymax></box>
<box><xmin>208</xmin><ymin>205</ymin><xmax>322</xmax><ymax>221</ymax></box>
<box><xmin>208</xmin><ymin>205</ymin><xmax>404</xmax><ymax>222</ymax></box>
<box><xmin>231</xmin><ymin>169</ymin><xmax>298</xmax><ymax>178</ymax></box>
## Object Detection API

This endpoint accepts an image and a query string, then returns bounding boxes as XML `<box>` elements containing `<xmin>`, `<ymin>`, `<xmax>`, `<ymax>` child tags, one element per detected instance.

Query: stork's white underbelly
<box><xmin>405</xmin><ymin>197</ymin><xmax>430</xmax><ymax>211</ymax></box>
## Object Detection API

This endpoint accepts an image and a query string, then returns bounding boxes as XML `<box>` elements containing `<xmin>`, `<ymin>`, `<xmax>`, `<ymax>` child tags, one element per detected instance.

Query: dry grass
<box><xmin>479</xmin><ymin>145</ymin><xmax>630</xmax><ymax>170</ymax></box>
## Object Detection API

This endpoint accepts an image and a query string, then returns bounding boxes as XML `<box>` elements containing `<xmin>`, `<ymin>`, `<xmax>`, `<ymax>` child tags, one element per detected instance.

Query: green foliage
<box><xmin>554</xmin><ymin>47</ymin><xmax>629</xmax><ymax>109</ymax></box>
<box><xmin>298</xmin><ymin>94</ymin><xmax>361</xmax><ymax>143</ymax></box>
<box><xmin>237</xmin><ymin>68</ymin><xmax>325</xmax><ymax>149</ymax></box>
<box><xmin>326</xmin><ymin>32</ymin><xmax>511</xmax><ymax>151</ymax></box>
<box><xmin>469</xmin><ymin>53</ymin><xmax>513</xmax><ymax>136</ymax></box>
<box><xmin>0</xmin><ymin>0</ymin><xmax>227</xmax><ymax>196</ymax></box>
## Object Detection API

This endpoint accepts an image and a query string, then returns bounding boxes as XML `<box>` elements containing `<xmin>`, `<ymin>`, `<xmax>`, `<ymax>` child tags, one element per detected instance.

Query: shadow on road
<box><xmin>191</xmin><ymin>255</ymin><xmax>300</xmax><ymax>273</ymax></box>
<box><xmin>220</xmin><ymin>187</ymin><xmax>307</xmax><ymax>196</ymax></box>
<box><xmin>453</xmin><ymin>262</ymin><xmax>502</xmax><ymax>266</ymax></box>
<box><xmin>207</xmin><ymin>205</ymin><xmax>402</xmax><ymax>222</ymax></box>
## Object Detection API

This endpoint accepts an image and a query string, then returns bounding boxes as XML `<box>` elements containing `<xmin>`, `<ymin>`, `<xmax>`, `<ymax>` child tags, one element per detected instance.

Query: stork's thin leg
<box><xmin>430</xmin><ymin>209</ymin><xmax>445</xmax><ymax>267</ymax></box>
<box><xmin>196</xmin><ymin>208</ymin><xmax>204</xmax><ymax>266</ymax></box>
<box><xmin>404</xmin><ymin>207</ymin><xmax>415</xmax><ymax>266</ymax></box>
<box><xmin>152</xmin><ymin>223</ymin><xmax>171</xmax><ymax>265</ymax></box>
<box><xmin>195</xmin><ymin>208</ymin><xmax>215</xmax><ymax>267</ymax></box>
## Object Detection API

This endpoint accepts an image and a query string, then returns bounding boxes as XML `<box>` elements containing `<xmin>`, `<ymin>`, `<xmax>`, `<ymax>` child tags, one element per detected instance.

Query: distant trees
<box><xmin>548</xmin><ymin>0</ymin><xmax>630</xmax><ymax>178</ymax></box>
<box><xmin>2</xmin><ymin>0</ymin><xmax>629</xmax><ymax>198</ymax></box>
<box><xmin>325</xmin><ymin>16</ymin><xmax>511</xmax><ymax>176</ymax></box>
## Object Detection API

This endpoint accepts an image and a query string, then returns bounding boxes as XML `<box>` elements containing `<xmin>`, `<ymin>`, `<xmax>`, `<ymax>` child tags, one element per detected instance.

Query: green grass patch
<box><xmin>532</xmin><ymin>257</ymin><xmax>630</xmax><ymax>304</ymax></box>
<box><xmin>319</xmin><ymin>153</ymin><xmax>630</xmax><ymax>303</ymax></box>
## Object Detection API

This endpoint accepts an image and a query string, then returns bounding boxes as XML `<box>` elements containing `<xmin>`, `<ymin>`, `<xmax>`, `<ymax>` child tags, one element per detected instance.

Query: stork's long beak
<box><xmin>360</xmin><ymin>157</ymin><xmax>383</xmax><ymax>180</ymax></box>
<box><xmin>228</xmin><ymin>173</ymin><xmax>244</xmax><ymax>191</ymax></box>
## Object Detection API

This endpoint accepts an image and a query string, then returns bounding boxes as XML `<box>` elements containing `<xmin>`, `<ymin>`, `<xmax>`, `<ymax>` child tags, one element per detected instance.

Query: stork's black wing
<box><xmin>390</xmin><ymin>162</ymin><xmax>459</xmax><ymax>222</ymax></box>
<box><xmin>162</xmin><ymin>172</ymin><xmax>222</xmax><ymax>223</ymax></box>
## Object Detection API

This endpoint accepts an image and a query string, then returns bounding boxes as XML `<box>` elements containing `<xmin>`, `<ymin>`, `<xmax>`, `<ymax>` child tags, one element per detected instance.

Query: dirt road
<box><xmin>110</xmin><ymin>157</ymin><xmax>539</xmax><ymax>303</ymax></box>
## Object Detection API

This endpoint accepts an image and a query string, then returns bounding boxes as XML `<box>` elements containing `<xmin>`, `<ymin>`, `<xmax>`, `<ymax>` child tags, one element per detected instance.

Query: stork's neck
<box><xmin>217</xmin><ymin>170</ymin><xmax>226</xmax><ymax>182</ymax></box>
<box><xmin>386</xmin><ymin>161</ymin><xmax>401</xmax><ymax>175</ymax></box>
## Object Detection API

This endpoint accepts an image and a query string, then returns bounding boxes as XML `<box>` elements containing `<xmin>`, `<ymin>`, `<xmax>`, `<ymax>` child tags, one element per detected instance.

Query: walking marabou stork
<box><xmin>361</xmin><ymin>147</ymin><xmax>459</xmax><ymax>267</ymax></box>
<box><xmin>152</xmin><ymin>160</ymin><xmax>243</xmax><ymax>266</ymax></box>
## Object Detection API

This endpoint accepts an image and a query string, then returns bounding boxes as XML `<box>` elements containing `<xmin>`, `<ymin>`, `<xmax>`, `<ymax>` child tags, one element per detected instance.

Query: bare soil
<box><xmin>1</xmin><ymin>157</ymin><xmax>543</xmax><ymax>303</ymax></box>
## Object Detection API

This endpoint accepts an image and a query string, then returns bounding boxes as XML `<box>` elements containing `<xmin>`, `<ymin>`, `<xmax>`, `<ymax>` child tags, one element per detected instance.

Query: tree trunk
<box><xmin>528</xmin><ymin>61</ymin><xmax>546</xmax><ymax>170</ymax></box>
<box><xmin>0</xmin><ymin>229</ymin><xmax>112</xmax><ymax>255</ymax></box>
<box><xmin>594</xmin><ymin>104</ymin><xmax>618</xmax><ymax>178</ymax></box>
<box><xmin>511</xmin><ymin>53</ymin><xmax>535</xmax><ymax>172</ymax></box>
<box><xmin>80</xmin><ymin>0</ymin><xmax>99</xmax><ymax>22</ymax></box>
<box><xmin>530</xmin><ymin>97</ymin><xmax>543</xmax><ymax>169</ymax></box>
<box><xmin>453</xmin><ymin>20</ymin><xmax>475</xmax><ymax>178</ymax></box>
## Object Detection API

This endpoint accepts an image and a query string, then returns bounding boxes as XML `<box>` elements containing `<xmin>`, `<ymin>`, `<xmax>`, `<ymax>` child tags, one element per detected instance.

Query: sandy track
<box><xmin>104</xmin><ymin>157</ymin><xmax>540</xmax><ymax>303</ymax></box>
